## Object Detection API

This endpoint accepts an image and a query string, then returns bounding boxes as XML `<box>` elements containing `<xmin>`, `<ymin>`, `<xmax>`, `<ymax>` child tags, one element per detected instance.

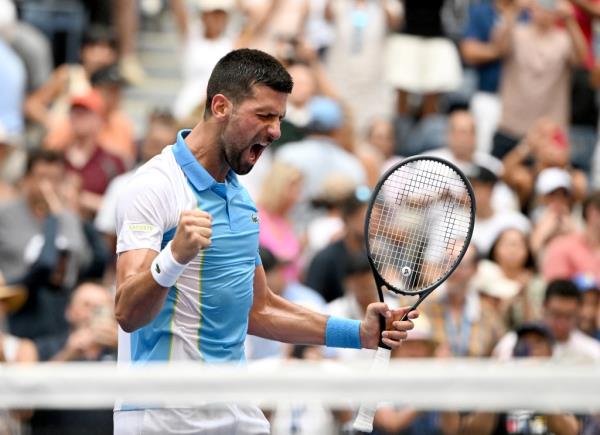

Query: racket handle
<box><xmin>353</xmin><ymin>346</ymin><xmax>391</xmax><ymax>433</ymax></box>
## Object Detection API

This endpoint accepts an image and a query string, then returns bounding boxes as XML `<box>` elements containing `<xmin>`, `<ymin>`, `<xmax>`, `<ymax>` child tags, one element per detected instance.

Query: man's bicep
<box><xmin>116</xmin><ymin>248</ymin><xmax>158</xmax><ymax>288</ymax></box>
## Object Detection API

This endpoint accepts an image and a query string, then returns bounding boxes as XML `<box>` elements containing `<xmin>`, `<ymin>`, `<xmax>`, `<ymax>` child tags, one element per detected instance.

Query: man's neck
<box><xmin>185</xmin><ymin>122</ymin><xmax>229</xmax><ymax>182</ymax></box>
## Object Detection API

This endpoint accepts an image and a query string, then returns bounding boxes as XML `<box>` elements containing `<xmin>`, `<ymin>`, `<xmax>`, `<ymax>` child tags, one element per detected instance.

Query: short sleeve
<box><xmin>255</xmin><ymin>249</ymin><xmax>262</xmax><ymax>267</ymax></box>
<box><xmin>115</xmin><ymin>173</ymin><xmax>176</xmax><ymax>255</ymax></box>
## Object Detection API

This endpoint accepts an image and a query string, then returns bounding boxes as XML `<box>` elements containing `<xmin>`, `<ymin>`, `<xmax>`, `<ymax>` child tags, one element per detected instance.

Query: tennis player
<box><xmin>113</xmin><ymin>48</ymin><xmax>417</xmax><ymax>435</ymax></box>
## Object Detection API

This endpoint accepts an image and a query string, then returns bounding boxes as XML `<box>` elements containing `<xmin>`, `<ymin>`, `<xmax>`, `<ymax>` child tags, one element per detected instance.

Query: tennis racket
<box><xmin>353</xmin><ymin>156</ymin><xmax>476</xmax><ymax>433</ymax></box>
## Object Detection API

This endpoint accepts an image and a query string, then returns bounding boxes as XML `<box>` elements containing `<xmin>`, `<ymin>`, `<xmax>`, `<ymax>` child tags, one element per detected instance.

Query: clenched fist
<box><xmin>171</xmin><ymin>210</ymin><xmax>212</xmax><ymax>264</ymax></box>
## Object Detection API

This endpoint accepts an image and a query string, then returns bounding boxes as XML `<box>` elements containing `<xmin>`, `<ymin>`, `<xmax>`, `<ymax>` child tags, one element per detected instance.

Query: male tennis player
<box><xmin>113</xmin><ymin>48</ymin><xmax>417</xmax><ymax>435</ymax></box>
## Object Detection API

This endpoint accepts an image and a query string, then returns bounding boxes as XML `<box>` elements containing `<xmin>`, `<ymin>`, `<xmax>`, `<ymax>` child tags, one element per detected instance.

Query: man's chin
<box><xmin>231</xmin><ymin>163</ymin><xmax>254</xmax><ymax>176</ymax></box>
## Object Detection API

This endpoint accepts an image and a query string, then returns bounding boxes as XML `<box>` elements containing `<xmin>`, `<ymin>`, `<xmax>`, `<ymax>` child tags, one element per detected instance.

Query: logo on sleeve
<box><xmin>155</xmin><ymin>263</ymin><xmax>161</xmax><ymax>274</ymax></box>
<box><xmin>250</xmin><ymin>213</ymin><xmax>259</xmax><ymax>224</ymax></box>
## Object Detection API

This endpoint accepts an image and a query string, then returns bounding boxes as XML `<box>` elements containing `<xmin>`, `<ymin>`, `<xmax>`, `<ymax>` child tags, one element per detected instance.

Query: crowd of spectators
<box><xmin>1</xmin><ymin>0</ymin><xmax>600</xmax><ymax>433</ymax></box>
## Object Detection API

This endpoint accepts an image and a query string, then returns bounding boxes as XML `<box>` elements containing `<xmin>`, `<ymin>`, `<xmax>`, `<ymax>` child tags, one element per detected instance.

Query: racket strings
<box><xmin>368</xmin><ymin>159</ymin><xmax>473</xmax><ymax>293</ymax></box>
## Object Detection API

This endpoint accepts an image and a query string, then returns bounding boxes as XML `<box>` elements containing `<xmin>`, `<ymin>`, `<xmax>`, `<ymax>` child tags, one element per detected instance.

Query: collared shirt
<box><xmin>115</xmin><ymin>130</ymin><xmax>261</xmax><ymax>369</ymax></box>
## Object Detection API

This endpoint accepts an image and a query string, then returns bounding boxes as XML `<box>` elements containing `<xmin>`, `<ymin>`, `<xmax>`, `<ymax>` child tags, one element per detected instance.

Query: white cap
<box><xmin>196</xmin><ymin>0</ymin><xmax>235</xmax><ymax>12</ymax></box>
<box><xmin>535</xmin><ymin>167</ymin><xmax>572</xmax><ymax>196</ymax></box>
<box><xmin>0</xmin><ymin>0</ymin><xmax>16</xmax><ymax>33</ymax></box>
<box><xmin>473</xmin><ymin>260</ymin><xmax>521</xmax><ymax>300</ymax></box>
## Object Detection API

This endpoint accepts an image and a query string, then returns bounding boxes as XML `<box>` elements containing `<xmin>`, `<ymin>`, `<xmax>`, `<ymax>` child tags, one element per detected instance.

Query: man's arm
<box><xmin>115</xmin><ymin>210</ymin><xmax>212</xmax><ymax>332</ymax></box>
<box><xmin>460</xmin><ymin>39</ymin><xmax>502</xmax><ymax>65</ymax></box>
<box><xmin>248</xmin><ymin>265</ymin><xmax>417</xmax><ymax>349</ymax></box>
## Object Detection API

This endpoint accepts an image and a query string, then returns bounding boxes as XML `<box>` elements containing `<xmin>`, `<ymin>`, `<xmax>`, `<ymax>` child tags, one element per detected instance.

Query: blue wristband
<box><xmin>325</xmin><ymin>316</ymin><xmax>362</xmax><ymax>349</ymax></box>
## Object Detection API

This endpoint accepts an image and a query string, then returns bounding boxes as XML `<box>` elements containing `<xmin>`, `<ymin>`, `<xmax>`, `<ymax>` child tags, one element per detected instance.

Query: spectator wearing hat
<box><xmin>62</xmin><ymin>89</ymin><xmax>126</xmax><ymax>220</ymax></box>
<box><xmin>372</xmin><ymin>316</ymin><xmax>461</xmax><ymax>435</ymax></box>
<box><xmin>494</xmin><ymin>279</ymin><xmax>600</xmax><ymax>361</ymax></box>
<box><xmin>542</xmin><ymin>191</ymin><xmax>600</xmax><ymax>287</ymax></box>
<box><xmin>468</xmin><ymin>164</ymin><xmax>530</xmax><ymax>257</ymax></box>
<box><xmin>464</xmin><ymin>323</ymin><xmax>580</xmax><ymax>435</ymax></box>
<box><xmin>171</xmin><ymin>0</ymin><xmax>236</xmax><ymax>122</ymax></box>
<box><xmin>276</xmin><ymin>96</ymin><xmax>366</xmax><ymax>211</ymax></box>
<box><xmin>45</xmin><ymin>63</ymin><xmax>136</xmax><ymax>165</ymax></box>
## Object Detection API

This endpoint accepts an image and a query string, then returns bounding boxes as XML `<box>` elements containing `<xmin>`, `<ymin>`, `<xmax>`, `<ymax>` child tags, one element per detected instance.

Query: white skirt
<box><xmin>384</xmin><ymin>34</ymin><xmax>463</xmax><ymax>94</ymax></box>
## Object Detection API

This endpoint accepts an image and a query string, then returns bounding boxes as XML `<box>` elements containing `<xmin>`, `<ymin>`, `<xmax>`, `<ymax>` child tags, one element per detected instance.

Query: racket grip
<box><xmin>353</xmin><ymin>346</ymin><xmax>392</xmax><ymax>433</ymax></box>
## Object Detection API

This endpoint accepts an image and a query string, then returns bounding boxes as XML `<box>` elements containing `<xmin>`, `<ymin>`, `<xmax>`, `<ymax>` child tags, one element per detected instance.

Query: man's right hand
<box><xmin>170</xmin><ymin>210</ymin><xmax>212</xmax><ymax>264</ymax></box>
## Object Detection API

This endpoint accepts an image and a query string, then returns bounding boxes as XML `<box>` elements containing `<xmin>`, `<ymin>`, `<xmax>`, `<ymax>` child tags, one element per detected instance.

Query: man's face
<box><xmin>219</xmin><ymin>85</ymin><xmax>287</xmax><ymax>175</ymax></box>
<box><xmin>448</xmin><ymin>111</ymin><xmax>476</xmax><ymax>161</ymax></box>
<box><xmin>66</xmin><ymin>283</ymin><xmax>113</xmax><ymax>329</ymax></box>
<box><xmin>544</xmin><ymin>296</ymin><xmax>579</xmax><ymax>342</ymax></box>
<box><xmin>24</xmin><ymin>160</ymin><xmax>64</xmax><ymax>205</ymax></box>
<box><xmin>70</xmin><ymin>106</ymin><xmax>103</xmax><ymax>140</ymax></box>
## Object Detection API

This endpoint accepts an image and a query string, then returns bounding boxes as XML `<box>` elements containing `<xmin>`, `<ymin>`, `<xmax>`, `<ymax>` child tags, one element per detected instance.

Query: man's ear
<box><xmin>210</xmin><ymin>94</ymin><xmax>232</xmax><ymax>120</ymax></box>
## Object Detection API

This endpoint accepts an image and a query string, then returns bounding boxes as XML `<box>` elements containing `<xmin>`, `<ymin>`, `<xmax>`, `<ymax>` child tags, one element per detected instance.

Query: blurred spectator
<box><xmin>238</xmin><ymin>0</ymin><xmax>309</xmax><ymax>57</ymax></box>
<box><xmin>502</xmin><ymin>118</ymin><xmax>588</xmax><ymax>210</ymax></box>
<box><xmin>257</xmin><ymin>162</ymin><xmax>304</xmax><ymax>283</ymax></box>
<box><xmin>304</xmin><ymin>0</ymin><xmax>335</xmax><ymax>59</ymax></box>
<box><xmin>474</xmin><ymin>228</ymin><xmax>545</xmax><ymax>328</ymax></box>
<box><xmin>0</xmin><ymin>23</ymin><xmax>26</xmax><ymax>136</ymax></box>
<box><xmin>372</xmin><ymin>316</ymin><xmax>460</xmax><ymax>435</ymax></box>
<box><xmin>45</xmin><ymin>63</ymin><xmax>136</xmax><ymax>165</ymax></box>
<box><xmin>245</xmin><ymin>246</ymin><xmax>326</xmax><ymax>360</ymax></box>
<box><xmin>305</xmin><ymin>189</ymin><xmax>369</xmax><ymax>302</ymax></box>
<box><xmin>425</xmin><ymin>245</ymin><xmax>506</xmax><ymax>357</ymax></box>
<box><xmin>572</xmin><ymin>274</ymin><xmax>600</xmax><ymax>339</ymax></box>
<box><xmin>385</xmin><ymin>0</ymin><xmax>462</xmax><ymax>117</ymax></box>
<box><xmin>0</xmin><ymin>0</ymin><xmax>52</xmax><ymax>93</ymax></box>
<box><xmin>491</xmin><ymin>0</ymin><xmax>587</xmax><ymax>159</ymax></box>
<box><xmin>29</xmin><ymin>281</ymin><xmax>116</xmax><ymax>435</ymax></box>
<box><xmin>326</xmin><ymin>252</ymin><xmax>381</xmax><ymax>361</ymax></box>
<box><xmin>0</xmin><ymin>149</ymin><xmax>93</xmax><ymax>339</ymax></box>
<box><xmin>95</xmin><ymin>109</ymin><xmax>178</xmax><ymax>253</ymax></box>
<box><xmin>0</xmin><ymin>122</ymin><xmax>25</xmax><ymax>200</ymax></box>
<box><xmin>172</xmin><ymin>0</ymin><xmax>236</xmax><ymax>121</ymax></box>
<box><xmin>461</xmin><ymin>0</ymin><xmax>519</xmax><ymax>154</ymax></box>
<box><xmin>325</xmin><ymin>0</ymin><xmax>399</xmax><ymax>132</ymax></box>
<box><xmin>463</xmin><ymin>323</ymin><xmax>580</xmax><ymax>435</ymax></box>
<box><xmin>24</xmin><ymin>26</ymin><xmax>118</xmax><ymax>131</ymax></box>
<box><xmin>529</xmin><ymin>167</ymin><xmax>580</xmax><ymax>253</ymax></box>
<box><xmin>357</xmin><ymin>117</ymin><xmax>397</xmax><ymax>182</ymax></box>
<box><xmin>493</xmin><ymin>279</ymin><xmax>600</xmax><ymax>361</ymax></box>
<box><xmin>468</xmin><ymin>165</ymin><xmax>530</xmax><ymax>257</ymax></box>
<box><xmin>62</xmin><ymin>90</ymin><xmax>126</xmax><ymax>220</ymax></box>
<box><xmin>542</xmin><ymin>191</ymin><xmax>600</xmax><ymax>283</ymax></box>
<box><xmin>277</xmin><ymin>96</ymin><xmax>366</xmax><ymax>212</ymax></box>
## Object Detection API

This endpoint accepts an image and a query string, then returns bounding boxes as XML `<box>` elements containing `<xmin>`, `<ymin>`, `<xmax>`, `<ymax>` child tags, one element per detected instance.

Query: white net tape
<box><xmin>1</xmin><ymin>359</ymin><xmax>600</xmax><ymax>412</ymax></box>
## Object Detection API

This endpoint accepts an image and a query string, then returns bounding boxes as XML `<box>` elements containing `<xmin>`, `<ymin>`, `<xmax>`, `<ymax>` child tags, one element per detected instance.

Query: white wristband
<box><xmin>151</xmin><ymin>241</ymin><xmax>187</xmax><ymax>288</ymax></box>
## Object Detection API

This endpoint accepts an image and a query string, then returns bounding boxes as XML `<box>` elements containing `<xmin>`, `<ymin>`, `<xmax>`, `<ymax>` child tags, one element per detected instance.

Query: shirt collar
<box><xmin>172</xmin><ymin>129</ymin><xmax>241</xmax><ymax>192</ymax></box>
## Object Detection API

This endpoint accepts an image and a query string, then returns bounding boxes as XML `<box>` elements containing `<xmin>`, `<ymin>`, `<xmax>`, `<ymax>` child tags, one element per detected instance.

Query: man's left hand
<box><xmin>360</xmin><ymin>303</ymin><xmax>418</xmax><ymax>349</ymax></box>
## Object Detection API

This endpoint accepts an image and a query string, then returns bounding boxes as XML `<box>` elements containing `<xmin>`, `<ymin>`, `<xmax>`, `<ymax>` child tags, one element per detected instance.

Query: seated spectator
<box><xmin>502</xmin><ymin>118</ymin><xmax>588</xmax><ymax>210</ymax></box>
<box><xmin>542</xmin><ymin>191</ymin><xmax>600</xmax><ymax>284</ymax></box>
<box><xmin>357</xmin><ymin>117</ymin><xmax>398</xmax><ymax>182</ymax></box>
<box><xmin>493</xmin><ymin>279</ymin><xmax>600</xmax><ymax>361</ymax></box>
<box><xmin>425</xmin><ymin>245</ymin><xmax>506</xmax><ymax>357</ymax></box>
<box><xmin>491</xmin><ymin>0</ymin><xmax>587</xmax><ymax>159</ymax></box>
<box><xmin>372</xmin><ymin>316</ymin><xmax>460</xmax><ymax>435</ymax></box>
<box><xmin>572</xmin><ymin>274</ymin><xmax>599</xmax><ymax>339</ymax></box>
<box><xmin>62</xmin><ymin>90</ymin><xmax>126</xmax><ymax>220</ymax></box>
<box><xmin>0</xmin><ymin>150</ymin><xmax>93</xmax><ymax>339</ymax></box>
<box><xmin>463</xmin><ymin>323</ymin><xmax>580</xmax><ymax>434</ymax></box>
<box><xmin>474</xmin><ymin>228</ymin><xmax>545</xmax><ymax>328</ymax></box>
<box><xmin>24</xmin><ymin>27</ymin><xmax>118</xmax><ymax>131</ymax></box>
<box><xmin>304</xmin><ymin>190</ymin><xmax>369</xmax><ymax>302</ymax></box>
<box><xmin>45</xmin><ymin>63</ymin><xmax>136</xmax><ymax>165</ymax></box>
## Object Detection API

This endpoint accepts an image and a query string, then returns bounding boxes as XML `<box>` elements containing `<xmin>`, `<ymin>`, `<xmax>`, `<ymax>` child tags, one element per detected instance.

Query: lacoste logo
<box><xmin>251</xmin><ymin>213</ymin><xmax>259</xmax><ymax>224</ymax></box>
<box><xmin>155</xmin><ymin>263</ymin><xmax>161</xmax><ymax>274</ymax></box>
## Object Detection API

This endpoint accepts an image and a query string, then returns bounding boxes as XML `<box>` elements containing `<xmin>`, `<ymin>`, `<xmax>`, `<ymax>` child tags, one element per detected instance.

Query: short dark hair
<box><xmin>204</xmin><ymin>49</ymin><xmax>293</xmax><ymax>119</ymax></box>
<box><xmin>25</xmin><ymin>149</ymin><xmax>65</xmax><ymax>175</ymax></box>
<box><xmin>544</xmin><ymin>279</ymin><xmax>581</xmax><ymax>305</ymax></box>
<box><xmin>82</xmin><ymin>26</ymin><xmax>118</xmax><ymax>51</ymax></box>
<box><xmin>582</xmin><ymin>191</ymin><xmax>600</xmax><ymax>222</ymax></box>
